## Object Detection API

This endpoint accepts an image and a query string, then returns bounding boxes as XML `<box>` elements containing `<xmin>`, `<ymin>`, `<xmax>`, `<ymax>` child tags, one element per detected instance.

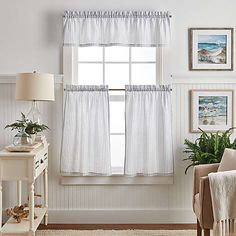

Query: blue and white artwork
<box><xmin>198</xmin><ymin>96</ymin><xmax>227</xmax><ymax>126</ymax></box>
<box><xmin>198</xmin><ymin>35</ymin><xmax>227</xmax><ymax>64</ymax></box>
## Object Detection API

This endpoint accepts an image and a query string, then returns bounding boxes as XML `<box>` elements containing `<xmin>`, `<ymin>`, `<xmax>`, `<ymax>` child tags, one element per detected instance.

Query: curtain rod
<box><xmin>64</xmin><ymin>88</ymin><xmax>172</xmax><ymax>91</ymax></box>
<box><xmin>109</xmin><ymin>88</ymin><xmax>173</xmax><ymax>91</ymax></box>
<box><xmin>64</xmin><ymin>11</ymin><xmax>172</xmax><ymax>18</ymax></box>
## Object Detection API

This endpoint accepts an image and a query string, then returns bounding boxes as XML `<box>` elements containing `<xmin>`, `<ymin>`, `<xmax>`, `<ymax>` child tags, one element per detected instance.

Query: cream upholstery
<box><xmin>218</xmin><ymin>148</ymin><xmax>236</xmax><ymax>172</ymax></box>
<box><xmin>194</xmin><ymin>193</ymin><xmax>200</xmax><ymax>220</ymax></box>
<box><xmin>193</xmin><ymin>164</ymin><xmax>218</xmax><ymax>232</ymax></box>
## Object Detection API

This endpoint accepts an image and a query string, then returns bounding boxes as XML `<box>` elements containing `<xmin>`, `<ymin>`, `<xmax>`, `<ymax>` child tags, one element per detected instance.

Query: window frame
<box><xmin>62</xmin><ymin>46</ymin><xmax>173</xmax><ymax>185</ymax></box>
<box><xmin>77</xmin><ymin>46</ymin><xmax>158</xmax><ymax>174</ymax></box>
<box><xmin>63</xmin><ymin>46</ymin><xmax>164</xmax><ymax>86</ymax></box>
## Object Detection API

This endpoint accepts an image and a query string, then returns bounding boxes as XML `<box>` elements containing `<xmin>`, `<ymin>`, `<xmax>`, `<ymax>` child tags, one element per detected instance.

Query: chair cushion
<box><xmin>194</xmin><ymin>193</ymin><xmax>201</xmax><ymax>220</ymax></box>
<box><xmin>218</xmin><ymin>148</ymin><xmax>236</xmax><ymax>172</ymax></box>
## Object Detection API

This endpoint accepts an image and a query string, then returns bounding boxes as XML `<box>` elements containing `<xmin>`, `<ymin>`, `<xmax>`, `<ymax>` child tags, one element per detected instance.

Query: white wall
<box><xmin>1</xmin><ymin>0</ymin><xmax>236</xmax><ymax>77</ymax></box>
<box><xmin>0</xmin><ymin>0</ymin><xmax>236</xmax><ymax>223</ymax></box>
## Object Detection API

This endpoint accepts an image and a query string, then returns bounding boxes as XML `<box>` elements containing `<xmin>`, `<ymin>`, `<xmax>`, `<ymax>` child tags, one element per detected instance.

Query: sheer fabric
<box><xmin>63</xmin><ymin>11</ymin><xmax>171</xmax><ymax>47</ymax></box>
<box><xmin>125</xmin><ymin>85</ymin><xmax>173</xmax><ymax>176</ymax></box>
<box><xmin>61</xmin><ymin>85</ymin><xmax>111</xmax><ymax>175</ymax></box>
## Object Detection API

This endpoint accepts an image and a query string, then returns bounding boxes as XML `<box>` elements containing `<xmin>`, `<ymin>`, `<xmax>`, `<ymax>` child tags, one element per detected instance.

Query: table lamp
<box><xmin>15</xmin><ymin>72</ymin><xmax>55</xmax><ymax>124</ymax></box>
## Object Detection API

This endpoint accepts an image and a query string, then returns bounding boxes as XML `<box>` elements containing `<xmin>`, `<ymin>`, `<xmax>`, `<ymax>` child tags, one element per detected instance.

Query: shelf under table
<box><xmin>2</xmin><ymin>207</ymin><xmax>47</xmax><ymax>235</ymax></box>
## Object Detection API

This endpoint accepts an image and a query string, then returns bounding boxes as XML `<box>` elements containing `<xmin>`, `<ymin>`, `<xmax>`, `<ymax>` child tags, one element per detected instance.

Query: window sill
<box><xmin>60</xmin><ymin>175</ymin><xmax>173</xmax><ymax>185</ymax></box>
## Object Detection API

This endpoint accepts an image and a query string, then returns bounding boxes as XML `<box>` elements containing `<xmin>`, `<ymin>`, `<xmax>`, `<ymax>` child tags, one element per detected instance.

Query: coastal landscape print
<box><xmin>191</xmin><ymin>90</ymin><xmax>233</xmax><ymax>132</ymax></box>
<box><xmin>198</xmin><ymin>96</ymin><xmax>227</xmax><ymax>126</ymax></box>
<box><xmin>198</xmin><ymin>34</ymin><xmax>227</xmax><ymax>64</ymax></box>
<box><xmin>189</xmin><ymin>28</ymin><xmax>233</xmax><ymax>70</ymax></box>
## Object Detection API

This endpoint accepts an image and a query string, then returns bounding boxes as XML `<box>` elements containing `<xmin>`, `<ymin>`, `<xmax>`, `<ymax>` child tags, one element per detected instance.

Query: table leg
<box><xmin>17</xmin><ymin>180</ymin><xmax>22</xmax><ymax>206</ymax></box>
<box><xmin>44</xmin><ymin>167</ymin><xmax>48</xmax><ymax>225</ymax></box>
<box><xmin>29</xmin><ymin>182</ymin><xmax>35</xmax><ymax>233</ymax></box>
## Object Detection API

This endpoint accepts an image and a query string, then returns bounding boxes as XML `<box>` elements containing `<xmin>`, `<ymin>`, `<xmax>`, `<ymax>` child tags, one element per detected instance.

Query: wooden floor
<box><xmin>39</xmin><ymin>224</ymin><xmax>196</xmax><ymax>230</ymax></box>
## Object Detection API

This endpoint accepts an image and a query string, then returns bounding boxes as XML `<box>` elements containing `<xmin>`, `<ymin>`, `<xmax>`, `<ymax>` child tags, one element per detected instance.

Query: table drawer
<box><xmin>35</xmin><ymin>151</ymin><xmax>48</xmax><ymax>178</ymax></box>
<box><xmin>0</xmin><ymin>159</ymin><xmax>29</xmax><ymax>180</ymax></box>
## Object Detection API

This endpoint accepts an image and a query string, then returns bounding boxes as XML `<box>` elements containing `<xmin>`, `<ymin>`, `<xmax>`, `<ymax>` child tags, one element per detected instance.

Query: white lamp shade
<box><xmin>16</xmin><ymin>73</ymin><xmax>55</xmax><ymax>101</ymax></box>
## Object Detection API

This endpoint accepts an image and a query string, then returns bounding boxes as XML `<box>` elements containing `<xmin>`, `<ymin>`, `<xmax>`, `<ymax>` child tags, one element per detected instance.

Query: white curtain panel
<box><xmin>61</xmin><ymin>85</ymin><xmax>111</xmax><ymax>175</ymax></box>
<box><xmin>63</xmin><ymin>11</ymin><xmax>171</xmax><ymax>47</ymax></box>
<box><xmin>125</xmin><ymin>85</ymin><xmax>173</xmax><ymax>176</ymax></box>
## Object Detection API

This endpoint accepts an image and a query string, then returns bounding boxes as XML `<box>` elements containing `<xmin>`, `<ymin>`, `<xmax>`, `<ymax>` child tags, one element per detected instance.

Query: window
<box><xmin>62</xmin><ymin>10</ymin><xmax>173</xmax><ymax>184</ymax></box>
<box><xmin>75</xmin><ymin>46</ymin><xmax>158</xmax><ymax>174</ymax></box>
<box><xmin>62</xmin><ymin>46</ymin><xmax>173</xmax><ymax>184</ymax></box>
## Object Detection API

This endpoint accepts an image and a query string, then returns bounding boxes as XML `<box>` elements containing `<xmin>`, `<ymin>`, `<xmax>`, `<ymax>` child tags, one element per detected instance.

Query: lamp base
<box><xmin>27</xmin><ymin>101</ymin><xmax>42</xmax><ymax>124</ymax></box>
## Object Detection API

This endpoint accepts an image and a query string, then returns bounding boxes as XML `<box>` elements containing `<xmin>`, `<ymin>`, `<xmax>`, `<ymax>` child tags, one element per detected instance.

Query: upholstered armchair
<box><xmin>193</xmin><ymin>163</ymin><xmax>219</xmax><ymax>236</ymax></box>
<box><xmin>193</xmin><ymin>148</ymin><xmax>236</xmax><ymax>236</ymax></box>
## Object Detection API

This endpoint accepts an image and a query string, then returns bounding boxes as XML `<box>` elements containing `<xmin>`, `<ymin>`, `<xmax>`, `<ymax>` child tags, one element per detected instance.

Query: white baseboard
<box><xmin>48</xmin><ymin>209</ymin><xmax>196</xmax><ymax>224</ymax></box>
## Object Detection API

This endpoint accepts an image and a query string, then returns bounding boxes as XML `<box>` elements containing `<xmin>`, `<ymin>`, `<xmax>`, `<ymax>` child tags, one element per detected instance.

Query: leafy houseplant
<box><xmin>5</xmin><ymin>113</ymin><xmax>49</xmax><ymax>144</ymax></box>
<box><xmin>183</xmin><ymin>128</ymin><xmax>236</xmax><ymax>174</ymax></box>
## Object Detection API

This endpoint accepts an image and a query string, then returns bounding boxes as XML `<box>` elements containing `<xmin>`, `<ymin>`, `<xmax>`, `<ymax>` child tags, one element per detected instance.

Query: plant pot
<box><xmin>13</xmin><ymin>128</ymin><xmax>32</xmax><ymax>146</ymax></box>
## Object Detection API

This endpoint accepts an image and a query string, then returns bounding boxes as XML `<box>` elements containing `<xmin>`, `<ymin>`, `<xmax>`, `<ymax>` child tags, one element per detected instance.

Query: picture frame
<box><xmin>189</xmin><ymin>28</ymin><xmax>233</xmax><ymax>71</ymax></box>
<box><xmin>190</xmin><ymin>90</ymin><xmax>234</xmax><ymax>133</ymax></box>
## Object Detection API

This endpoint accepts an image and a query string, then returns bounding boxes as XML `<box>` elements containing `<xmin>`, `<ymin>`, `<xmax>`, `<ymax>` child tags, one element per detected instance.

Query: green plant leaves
<box><xmin>25</xmin><ymin>122</ymin><xmax>49</xmax><ymax>135</ymax></box>
<box><xmin>183</xmin><ymin>128</ymin><xmax>236</xmax><ymax>174</ymax></box>
<box><xmin>5</xmin><ymin>113</ymin><xmax>49</xmax><ymax>135</ymax></box>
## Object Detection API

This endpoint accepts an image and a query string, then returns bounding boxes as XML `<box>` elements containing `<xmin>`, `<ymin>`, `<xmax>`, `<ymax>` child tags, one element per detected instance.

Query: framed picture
<box><xmin>189</xmin><ymin>28</ymin><xmax>233</xmax><ymax>71</ymax></box>
<box><xmin>190</xmin><ymin>90</ymin><xmax>234</xmax><ymax>132</ymax></box>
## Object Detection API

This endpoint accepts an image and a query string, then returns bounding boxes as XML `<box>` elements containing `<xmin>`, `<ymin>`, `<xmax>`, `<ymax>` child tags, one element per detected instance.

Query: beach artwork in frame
<box><xmin>190</xmin><ymin>90</ymin><xmax>234</xmax><ymax>132</ymax></box>
<box><xmin>189</xmin><ymin>28</ymin><xmax>233</xmax><ymax>70</ymax></box>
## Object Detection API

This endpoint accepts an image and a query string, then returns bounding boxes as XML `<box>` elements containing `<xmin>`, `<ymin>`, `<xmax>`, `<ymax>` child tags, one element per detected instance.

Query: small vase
<box><xmin>13</xmin><ymin>128</ymin><xmax>33</xmax><ymax>146</ymax></box>
<box><xmin>30</xmin><ymin>134</ymin><xmax>36</xmax><ymax>144</ymax></box>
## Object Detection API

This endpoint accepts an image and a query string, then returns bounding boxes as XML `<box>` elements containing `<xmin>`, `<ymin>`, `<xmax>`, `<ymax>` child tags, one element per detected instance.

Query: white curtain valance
<box><xmin>63</xmin><ymin>11</ymin><xmax>171</xmax><ymax>47</ymax></box>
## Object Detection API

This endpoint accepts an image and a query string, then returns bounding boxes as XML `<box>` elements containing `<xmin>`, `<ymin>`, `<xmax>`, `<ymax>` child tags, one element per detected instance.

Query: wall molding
<box><xmin>0</xmin><ymin>74</ymin><xmax>63</xmax><ymax>84</ymax></box>
<box><xmin>1</xmin><ymin>74</ymin><xmax>236</xmax><ymax>85</ymax></box>
<box><xmin>171</xmin><ymin>75</ymin><xmax>236</xmax><ymax>84</ymax></box>
<box><xmin>48</xmin><ymin>209</ymin><xmax>195</xmax><ymax>224</ymax></box>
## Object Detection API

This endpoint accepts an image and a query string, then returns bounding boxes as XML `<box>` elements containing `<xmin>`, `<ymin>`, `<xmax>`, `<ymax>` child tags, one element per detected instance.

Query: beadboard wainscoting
<box><xmin>1</xmin><ymin>75</ymin><xmax>236</xmax><ymax>223</ymax></box>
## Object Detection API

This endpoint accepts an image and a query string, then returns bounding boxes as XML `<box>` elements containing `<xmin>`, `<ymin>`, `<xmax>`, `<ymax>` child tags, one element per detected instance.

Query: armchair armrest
<box><xmin>198</xmin><ymin>176</ymin><xmax>214</xmax><ymax>228</ymax></box>
<box><xmin>193</xmin><ymin>163</ymin><xmax>219</xmax><ymax>196</ymax></box>
<box><xmin>193</xmin><ymin>163</ymin><xmax>219</xmax><ymax>211</ymax></box>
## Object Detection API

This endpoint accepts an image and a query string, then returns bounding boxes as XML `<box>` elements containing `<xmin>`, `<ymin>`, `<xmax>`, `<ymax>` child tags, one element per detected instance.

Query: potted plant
<box><xmin>183</xmin><ymin>128</ymin><xmax>236</xmax><ymax>174</ymax></box>
<box><xmin>24</xmin><ymin>121</ymin><xmax>49</xmax><ymax>143</ymax></box>
<box><xmin>5</xmin><ymin>113</ymin><xmax>49</xmax><ymax>145</ymax></box>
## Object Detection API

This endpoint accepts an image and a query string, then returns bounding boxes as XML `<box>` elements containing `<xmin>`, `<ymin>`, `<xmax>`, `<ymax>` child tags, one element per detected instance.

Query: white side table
<box><xmin>0</xmin><ymin>143</ymin><xmax>49</xmax><ymax>236</ymax></box>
